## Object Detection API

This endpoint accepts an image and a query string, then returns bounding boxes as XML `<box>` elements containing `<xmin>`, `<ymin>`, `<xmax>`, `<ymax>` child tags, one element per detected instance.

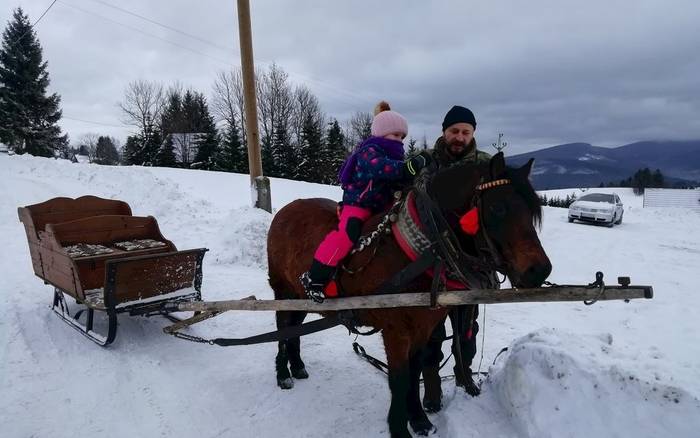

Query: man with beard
<box><xmin>421</xmin><ymin>105</ymin><xmax>492</xmax><ymax>412</ymax></box>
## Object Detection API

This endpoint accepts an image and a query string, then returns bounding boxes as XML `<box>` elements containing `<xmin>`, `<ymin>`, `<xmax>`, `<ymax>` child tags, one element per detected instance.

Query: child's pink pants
<box><xmin>313</xmin><ymin>205</ymin><xmax>372</xmax><ymax>267</ymax></box>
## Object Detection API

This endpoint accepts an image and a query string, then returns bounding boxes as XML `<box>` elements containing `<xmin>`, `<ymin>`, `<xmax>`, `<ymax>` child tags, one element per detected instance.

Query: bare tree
<box><xmin>170</xmin><ymin>132</ymin><xmax>202</xmax><ymax>165</ymax></box>
<box><xmin>212</xmin><ymin>70</ymin><xmax>245</xmax><ymax>124</ymax></box>
<box><xmin>212</xmin><ymin>69</ymin><xmax>248</xmax><ymax>141</ymax></box>
<box><xmin>291</xmin><ymin>85</ymin><xmax>324</xmax><ymax>145</ymax></box>
<box><xmin>257</xmin><ymin>63</ymin><xmax>294</xmax><ymax>148</ymax></box>
<box><xmin>345</xmin><ymin>111</ymin><xmax>372</xmax><ymax>148</ymax></box>
<box><xmin>77</xmin><ymin>133</ymin><xmax>100</xmax><ymax>162</ymax></box>
<box><xmin>119</xmin><ymin>80</ymin><xmax>165</xmax><ymax>134</ymax></box>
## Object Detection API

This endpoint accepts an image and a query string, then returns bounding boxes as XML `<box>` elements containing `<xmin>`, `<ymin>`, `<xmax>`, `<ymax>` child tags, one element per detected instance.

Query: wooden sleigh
<box><xmin>18</xmin><ymin>195</ymin><xmax>207</xmax><ymax>346</ymax></box>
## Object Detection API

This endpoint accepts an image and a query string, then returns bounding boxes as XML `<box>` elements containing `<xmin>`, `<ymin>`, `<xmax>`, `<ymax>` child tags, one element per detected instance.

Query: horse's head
<box><xmin>427</xmin><ymin>152</ymin><xmax>552</xmax><ymax>288</ymax></box>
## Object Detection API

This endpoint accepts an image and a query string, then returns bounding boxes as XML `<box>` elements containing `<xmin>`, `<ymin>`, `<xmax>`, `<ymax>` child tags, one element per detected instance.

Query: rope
<box><xmin>351</xmin><ymin>340</ymin><xmax>457</xmax><ymax>380</ymax></box>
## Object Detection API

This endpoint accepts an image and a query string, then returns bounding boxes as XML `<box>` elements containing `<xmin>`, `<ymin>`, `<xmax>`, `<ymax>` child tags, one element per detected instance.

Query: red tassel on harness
<box><xmin>459</xmin><ymin>207</ymin><xmax>480</xmax><ymax>235</ymax></box>
<box><xmin>324</xmin><ymin>280</ymin><xmax>339</xmax><ymax>297</ymax></box>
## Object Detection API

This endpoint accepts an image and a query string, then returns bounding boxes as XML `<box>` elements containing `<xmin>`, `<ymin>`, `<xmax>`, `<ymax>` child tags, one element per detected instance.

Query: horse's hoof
<box><xmin>277</xmin><ymin>377</ymin><xmax>294</xmax><ymax>390</ymax></box>
<box><xmin>291</xmin><ymin>367</ymin><xmax>309</xmax><ymax>379</ymax></box>
<box><xmin>389</xmin><ymin>430</ymin><xmax>413</xmax><ymax>438</ymax></box>
<box><xmin>422</xmin><ymin>397</ymin><xmax>442</xmax><ymax>413</ymax></box>
<box><xmin>457</xmin><ymin>379</ymin><xmax>481</xmax><ymax>397</ymax></box>
<box><xmin>409</xmin><ymin>417</ymin><xmax>437</xmax><ymax>436</ymax></box>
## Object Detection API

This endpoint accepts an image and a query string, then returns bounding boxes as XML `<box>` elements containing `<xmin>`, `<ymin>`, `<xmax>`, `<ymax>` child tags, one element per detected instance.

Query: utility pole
<box><xmin>236</xmin><ymin>0</ymin><xmax>271</xmax><ymax>212</ymax></box>
<box><xmin>492</xmin><ymin>133</ymin><xmax>508</xmax><ymax>153</ymax></box>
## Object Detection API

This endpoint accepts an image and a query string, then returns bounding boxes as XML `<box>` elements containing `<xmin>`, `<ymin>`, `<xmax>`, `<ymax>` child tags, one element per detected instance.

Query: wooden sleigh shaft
<box><xmin>169</xmin><ymin>283</ymin><xmax>653</xmax><ymax>314</ymax></box>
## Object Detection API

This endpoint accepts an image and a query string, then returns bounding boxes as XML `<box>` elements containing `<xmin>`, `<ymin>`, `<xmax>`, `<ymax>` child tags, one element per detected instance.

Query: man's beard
<box><xmin>447</xmin><ymin>140</ymin><xmax>468</xmax><ymax>157</ymax></box>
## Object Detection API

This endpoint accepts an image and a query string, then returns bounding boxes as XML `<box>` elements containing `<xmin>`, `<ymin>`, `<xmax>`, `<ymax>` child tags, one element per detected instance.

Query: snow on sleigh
<box><xmin>18</xmin><ymin>195</ymin><xmax>207</xmax><ymax>346</ymax></box>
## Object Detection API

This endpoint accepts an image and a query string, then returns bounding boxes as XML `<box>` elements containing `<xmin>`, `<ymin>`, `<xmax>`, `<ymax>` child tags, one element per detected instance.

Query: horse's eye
<box><xmin>490</xmin><ymin>202</ymin><xmax>507</xmax><ymax>218</ymax></box>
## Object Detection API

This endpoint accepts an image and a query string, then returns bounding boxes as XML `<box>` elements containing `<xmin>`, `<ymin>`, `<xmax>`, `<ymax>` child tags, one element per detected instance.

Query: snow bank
<box><xmin>490</xmin><ymin>328</ymin><xmax>700</xmax><ymax>438</ymax></box>
<box><xmin>207</xmin><ymin>206</ymin><xmax>271</xmax><ymax>269</ymax></box>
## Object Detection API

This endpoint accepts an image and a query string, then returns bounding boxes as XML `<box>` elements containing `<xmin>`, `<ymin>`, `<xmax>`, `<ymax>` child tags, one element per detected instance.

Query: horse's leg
<box><xmin>275</xmin><ymin>311</ymin><xmax>296</xmax><ymax>389</ymax></box>
<box><xmin>287</xmin><ymin>311</ymin><xmax>309</xmax><ymax>379</ymax></box>
<box><xmin>422</xmin><ymin>318</ymin><xmax>447</xmax><ymax>413</ymax></box>
<box><xmin>407</xmin><ymin>348</ymin><xmax>435</xmax><ymax>436</ymax></box>
<box><xmin>383</xmin><ymin>330</ymin><xmax>413</xmax><ymax>438</ymax></box>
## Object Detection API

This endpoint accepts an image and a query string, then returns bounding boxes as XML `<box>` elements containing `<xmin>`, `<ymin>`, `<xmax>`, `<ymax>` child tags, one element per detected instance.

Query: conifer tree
<box><xmin>322</xmin><ymin>119</ymin><xmax>347</xmax><ymax>184</ymax></box>
<box><xmin>94</xmin><ymin>136</ymin><xmax>120</xmax><ymax>165</ymax></box>
<box><xmin>122</xmin><ymin>135</ymin><xmax>142</xmax><ymax>165</ymax></box>
<box><xmin>0</xmin><ymin>8</ymin><xmax>67</xmax><ymax>156</ymax></box>
<box><xmin>652</xmin><ymin>169</ymin><xmax>665</xmax><ymax>188</ymax></box>
<box><xmin>261</xmin><ymin>137</ymin><xmax>277</xmax><ymax>177</ymax></box>
<box><xmin>140</xmin><ymin>116</ymin><xmax>162</xmax><ymax>165</ymax></box>
<box><xmin>272</xmin><ymin>123</ymin><xmax>296</xmax><ymax>178</ymax></box>
<box><xmin>154</xmin><ymin>134</ymin><xmax>177</xmax><ymax>167</ymax></box>
<box><xmin>296</xmin><ymin>114</ymin><xmax>323</xmax><ymax>182</ymax></box>
<box><xmin>192</xmin><ymin>99</ymin><xmax>219</xmax><ymax>169</ymax></box>
<box><xmin>406</xmin><ymin>137</ymin><xmax>418</xmax><ymax>156</ymax></box>
<box><xmin>215</xmin><ymin>119</ymin><xmax>247</xmax><ymax>173</ymax></box>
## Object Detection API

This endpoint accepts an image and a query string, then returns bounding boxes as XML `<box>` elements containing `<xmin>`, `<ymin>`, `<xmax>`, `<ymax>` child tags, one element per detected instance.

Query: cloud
<box><xmin>4</xmin><ymin>0</ymin><xmax>699</xmax><ymax>153</ymax></box>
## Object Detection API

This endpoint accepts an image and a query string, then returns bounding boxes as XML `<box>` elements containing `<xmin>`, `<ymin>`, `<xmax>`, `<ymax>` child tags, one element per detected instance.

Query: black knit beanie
<box><xmin>442</xmin><ymin>105</ymin><xmax>477</xmax><ymax>131</ymax></box>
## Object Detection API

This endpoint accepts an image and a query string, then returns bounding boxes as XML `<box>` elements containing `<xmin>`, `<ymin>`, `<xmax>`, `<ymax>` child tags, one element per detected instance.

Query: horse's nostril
<box><xmin>525</xmin><ymin>260</ymin><xmax>552</xmax><ymax>286</ymax></box>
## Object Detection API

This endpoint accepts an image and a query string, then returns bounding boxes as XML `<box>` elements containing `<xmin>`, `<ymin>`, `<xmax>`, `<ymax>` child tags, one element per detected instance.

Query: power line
<box><xmin>77</xmin><ymin>0</ymin><xmax>368</xmax><ymax>107</ymax></box>
<box><xmin>62</xmin><ymin>115</ymin><xmax>128</xmax><ymax>128</ymax></box>
<box><xmin>9</xmin><ymin>0</ymin><xmax>59</xmax><ymax>47</ymax></box>
<box><xmin>34</xmin><ymin>0</ymin><xmax>59</xmax><ymax>27</ymax></box>
<box><xmin>85</xmin><ymin>0</ymin><xmax>234</xmax><ymax>53</ymax></box>
<box><xmin>58</xmin><ymin>0</ymin><xmax>236</xmax><ymax>66</ymax></box>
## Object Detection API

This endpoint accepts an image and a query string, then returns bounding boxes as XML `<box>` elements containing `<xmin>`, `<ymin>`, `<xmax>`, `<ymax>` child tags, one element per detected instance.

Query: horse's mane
<box><xmin>503</xmin><ymin>165</ymin><xmax>543</xmax><ymax>228</ymax></box>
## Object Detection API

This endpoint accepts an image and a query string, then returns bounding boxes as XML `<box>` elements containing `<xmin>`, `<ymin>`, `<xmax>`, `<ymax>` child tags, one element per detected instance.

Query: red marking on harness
<box><xmin>459</xmin><ymin>207</ymin><xmax>479</xmax><ymax>235</ymax></box>
<box><xmin>392</xmin><ymin>193</ymin><xmax>468</xmax><ymax>290</ymax></box>
<box><xmin>465</xmin><ymin>327</ymin><xmax>473</xmax><ymax>340</ymax></box>
<box><xmin>406</xmin><ymin>192</ymin><xmax>424</xmax><ymax>230</ymax></box>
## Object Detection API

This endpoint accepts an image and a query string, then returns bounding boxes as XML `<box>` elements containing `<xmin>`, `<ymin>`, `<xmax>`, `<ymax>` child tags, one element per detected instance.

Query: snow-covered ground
<box><xmin>2</xmin><ymin>153</ymin><xmax>699</xmax><ymax>437</ymax></box>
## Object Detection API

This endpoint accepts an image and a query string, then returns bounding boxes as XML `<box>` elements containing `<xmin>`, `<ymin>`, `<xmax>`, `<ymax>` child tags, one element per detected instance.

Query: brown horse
<box><xmin>266</xmin><ymin>152</ymin><xmax>551</xmax><ymax>438</ymax></box>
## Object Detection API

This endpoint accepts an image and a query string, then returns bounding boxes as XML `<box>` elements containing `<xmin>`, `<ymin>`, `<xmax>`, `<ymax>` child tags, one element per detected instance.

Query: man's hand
<box><xmin>405</xmin><ymin>152</ymin><xmax>433</xmax><ymax>177</ymax></box>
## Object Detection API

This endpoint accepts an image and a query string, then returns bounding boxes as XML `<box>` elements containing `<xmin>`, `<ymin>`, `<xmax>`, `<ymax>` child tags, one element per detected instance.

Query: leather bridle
<box><xmin>468</xmin><ymin>178</ymin><xmax>512</xmax><ymax>277</ymax></box>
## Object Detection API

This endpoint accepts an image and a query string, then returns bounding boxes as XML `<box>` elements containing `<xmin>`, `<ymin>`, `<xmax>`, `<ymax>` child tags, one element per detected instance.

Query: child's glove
<box><xmin>404</xmin><ymin>152</ymin><xmax>433</xmax><ymax>177</ymax></box>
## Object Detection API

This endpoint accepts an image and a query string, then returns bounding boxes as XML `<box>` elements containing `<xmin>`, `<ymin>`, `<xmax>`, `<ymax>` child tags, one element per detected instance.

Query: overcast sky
<box><xmin>3</xmin><ymin>0</ymin><xmax>700</xmax><ymax>155</ymax></box>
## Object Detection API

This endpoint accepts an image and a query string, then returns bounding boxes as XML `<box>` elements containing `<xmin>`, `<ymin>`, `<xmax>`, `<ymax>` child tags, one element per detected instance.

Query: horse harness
<box><xmin>174</xmin><ymin>177</ymin><xmax>512</xmax><ymax>347</ymax></box>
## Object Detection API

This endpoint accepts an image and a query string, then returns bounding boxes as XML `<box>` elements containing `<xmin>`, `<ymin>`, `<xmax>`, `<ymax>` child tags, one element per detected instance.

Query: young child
<box><xmin>300</xmin><ymin>101</ymin><xmax>432</xmax><ymax>302</ymax></box>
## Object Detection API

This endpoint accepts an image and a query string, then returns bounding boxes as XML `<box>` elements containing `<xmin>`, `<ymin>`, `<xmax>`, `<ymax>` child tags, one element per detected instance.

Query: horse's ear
<box><xmin>520</xmin><ymin>158</ymin><xmax>535</xmax><ymax>177</ymax></box>
<box><xmin>490</xmin><ymin>152</ymin><xmax>506</xmax><ymax>178</ymax></box>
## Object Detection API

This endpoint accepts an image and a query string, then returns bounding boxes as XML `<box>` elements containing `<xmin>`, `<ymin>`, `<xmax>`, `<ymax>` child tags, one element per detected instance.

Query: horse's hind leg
<box><xmin>383</xmin><ymin>331</ymin><xmax>413</xmax><ymax>438</ymax></box>
<box><xmin>287</xmin><ymin>311</ymin><xmax>308</xmax><ymax>379</ymax></box>
<box><xmin>407</xmin><ymin>349</ymin><xmax>435</xmax><ymax>436</ymax></box>
<box><xmin>275</xmin><ymin>310</ymin><xmax>308</xmax><ymax>389</ymax></box>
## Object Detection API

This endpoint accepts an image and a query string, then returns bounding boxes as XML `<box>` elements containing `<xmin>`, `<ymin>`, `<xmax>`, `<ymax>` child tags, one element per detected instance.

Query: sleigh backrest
<box><xmin>18</xmin><ymin>196</ymin><xmax>133</xmax><ymax>278</ymax></box>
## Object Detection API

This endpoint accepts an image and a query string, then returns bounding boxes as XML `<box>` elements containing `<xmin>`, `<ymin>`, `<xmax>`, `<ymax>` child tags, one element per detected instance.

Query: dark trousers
<box><xmin>423</xmin><ymin>305</ymin><xmax>479</xmax><ymax>369</ymax></box>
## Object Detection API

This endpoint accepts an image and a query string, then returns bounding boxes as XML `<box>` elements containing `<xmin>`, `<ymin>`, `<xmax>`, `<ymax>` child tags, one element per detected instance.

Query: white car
<box><xmin>568</xmin><ymin>193</ymin><xmax>624</xmax><ymax>227</ymax></box>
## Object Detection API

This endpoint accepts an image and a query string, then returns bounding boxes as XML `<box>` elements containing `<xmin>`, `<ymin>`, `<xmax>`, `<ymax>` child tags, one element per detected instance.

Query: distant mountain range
<box><xmin>506</xmin><ymin>140</ymin><xmax>700</xmax><ymax>189</ymax></box>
